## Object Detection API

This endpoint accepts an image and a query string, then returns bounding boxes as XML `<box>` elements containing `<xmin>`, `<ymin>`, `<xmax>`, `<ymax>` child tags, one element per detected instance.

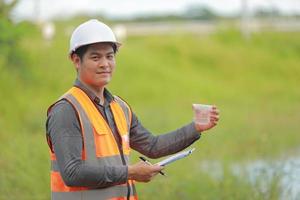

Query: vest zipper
<box><xmin>96</xmin><ymin>103</ymin><xmax>131</xmax><ymax>200</ymax></box>
<box><xmin>106</xmin><ymin>106</ymin><xmax>131</xmax><ymax>200</ymax></box>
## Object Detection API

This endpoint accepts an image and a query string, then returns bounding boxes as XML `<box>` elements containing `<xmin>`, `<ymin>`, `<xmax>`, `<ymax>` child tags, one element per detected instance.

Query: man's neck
<box><xmin>80</xmin><ymin>80</ymin><xmax>105</xmax><ymax>105</ymax></box>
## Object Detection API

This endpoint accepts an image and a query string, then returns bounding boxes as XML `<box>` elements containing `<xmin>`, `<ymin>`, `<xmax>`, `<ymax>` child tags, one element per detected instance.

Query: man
<box><xmin>46</xmin><ymin>19</ymin><xmax>219</xmax><ymax>200</ymax></box>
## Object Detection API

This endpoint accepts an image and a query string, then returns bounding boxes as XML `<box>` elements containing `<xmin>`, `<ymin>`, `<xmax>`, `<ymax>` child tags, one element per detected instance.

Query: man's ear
<box><xmin>70</xmin><ymin>54</ymin><xmax>81</xmax><ymax>70</ymax></box>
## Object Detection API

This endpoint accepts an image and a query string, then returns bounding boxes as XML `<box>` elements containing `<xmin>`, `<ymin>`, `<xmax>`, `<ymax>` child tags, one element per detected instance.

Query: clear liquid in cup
<box><xmin>192</xmin><ymin>104</ymin><xmax>212</xmax><ymax>125</ymax></box>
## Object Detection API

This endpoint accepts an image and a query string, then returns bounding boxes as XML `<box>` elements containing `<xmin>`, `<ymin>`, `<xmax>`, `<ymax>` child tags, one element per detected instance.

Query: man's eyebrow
<box><xmin>89</xmin><ymin>51</ymin><xmax>114</xmax><ymax>55</ymax></box>
<box><xmin>89</xmin><ymin>51</ymin><xmax>100</xmax><ymax>56</ymax></box>
<box><xmin>106</xmin><ymin>51</ymin><xmax>115</xmax><ymax>55</ymax></box>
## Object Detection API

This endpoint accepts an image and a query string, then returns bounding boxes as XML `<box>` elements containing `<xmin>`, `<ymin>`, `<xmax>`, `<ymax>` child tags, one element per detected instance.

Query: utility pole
<box><xmin>33</xmin><ymin>0</ymin><xmax>41</xmax><ymax>24</ymax></box>
<box><xmin>241</xmin><ymin>0</ymin><xmax>251</xmax><ymax>40</ymax></box>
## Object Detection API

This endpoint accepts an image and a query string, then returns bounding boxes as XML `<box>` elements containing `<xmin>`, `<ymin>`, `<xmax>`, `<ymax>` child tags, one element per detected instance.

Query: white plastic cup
<box><xmin>192</xmin><ymin>104</ymin><xmax>213</xmax><ymax>125</ymax></box>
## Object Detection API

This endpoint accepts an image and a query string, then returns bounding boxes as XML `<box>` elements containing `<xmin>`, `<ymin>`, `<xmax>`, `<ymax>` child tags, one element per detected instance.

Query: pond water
<box><xmin>200</xmin><ymin>157</ymin><xmax>300</xmax><ymax>200</ymax></box>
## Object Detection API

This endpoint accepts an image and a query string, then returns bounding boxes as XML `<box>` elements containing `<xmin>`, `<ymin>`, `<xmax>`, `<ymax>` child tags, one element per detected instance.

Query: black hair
<box><xmin>71</xmin><ymin>43</ymin><xmax>118</xmax><ymax>61</ymax></box>
<box><xmin>72</xmin><ymin>44</ymin><xmax>89</xmax><ymax>60</ymax></box>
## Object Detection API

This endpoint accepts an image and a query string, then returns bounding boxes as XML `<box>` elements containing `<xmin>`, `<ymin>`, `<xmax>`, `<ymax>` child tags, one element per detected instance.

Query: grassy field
<box><xmin>0</xmin><ymin>20</ymin><xmax>300</xmax><ymax>199</ymax></box>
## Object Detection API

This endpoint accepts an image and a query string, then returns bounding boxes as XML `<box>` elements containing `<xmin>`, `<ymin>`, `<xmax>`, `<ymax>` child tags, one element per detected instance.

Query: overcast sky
<box><xmin>12</xmin><ymin>0</ymin><xmax>300</xmax><ymax>21</ymax></box>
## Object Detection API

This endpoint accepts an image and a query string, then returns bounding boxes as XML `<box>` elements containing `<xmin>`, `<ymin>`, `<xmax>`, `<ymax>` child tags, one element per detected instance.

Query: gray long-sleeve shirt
<box><xmin>46</xmin><ymin>79</ymin><xmax>201</xmax><ymax>188</ymax></box>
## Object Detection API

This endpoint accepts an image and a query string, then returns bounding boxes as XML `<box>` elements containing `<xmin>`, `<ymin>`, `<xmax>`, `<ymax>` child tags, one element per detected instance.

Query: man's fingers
<box><xmin>152</xmin><ymin>165</ymin><xmax>164</xmax><ymax>172</ymax></box>
<box><xmin>210</xmin><ymin>115</ymin><xmax>219</xmax><ymax>122</ymax></box>
<box><xmin>211</xmin><ymin>109</ymin><xmax>220</xmax><ymax>115</ymax></box>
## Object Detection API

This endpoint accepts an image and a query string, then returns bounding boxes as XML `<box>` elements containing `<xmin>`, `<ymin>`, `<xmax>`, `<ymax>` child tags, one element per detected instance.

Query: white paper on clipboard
<box><xmin>156</xmin><ymin>148</ymin><xmax>195</xmax><ymax>166</ymax></box>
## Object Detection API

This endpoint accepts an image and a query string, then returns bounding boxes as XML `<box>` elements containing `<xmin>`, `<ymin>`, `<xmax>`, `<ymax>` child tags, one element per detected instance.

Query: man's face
<box><xmin>72</xmin><ymin>42</ymin><xmax>116</xmax><ymax>89</ymax></box>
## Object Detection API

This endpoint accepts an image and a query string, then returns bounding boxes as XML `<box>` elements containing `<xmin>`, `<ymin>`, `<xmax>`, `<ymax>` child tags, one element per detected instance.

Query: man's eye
<box><xmin>92</xmin><ymin>56</ymin><xmax>99</xmax><ymax>60</ymax></box>
<box><xmin>107</xmin><ymin>55</ymin><xmax>114</xmax><ymax>60</ymax></box>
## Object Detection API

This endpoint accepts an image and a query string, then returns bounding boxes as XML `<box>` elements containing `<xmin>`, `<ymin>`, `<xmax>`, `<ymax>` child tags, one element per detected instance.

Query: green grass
<box><xmin>0</xmin><ymin>21</ymin><xmax>299</xmax><ymax>199</ymax></box>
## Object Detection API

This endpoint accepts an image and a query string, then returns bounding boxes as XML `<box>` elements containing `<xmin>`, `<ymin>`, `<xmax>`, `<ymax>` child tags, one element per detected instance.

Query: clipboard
<box><xmin>156</xmin><ymin>148</ymin><xmax>195</xmax><ymax>166</ymax></box>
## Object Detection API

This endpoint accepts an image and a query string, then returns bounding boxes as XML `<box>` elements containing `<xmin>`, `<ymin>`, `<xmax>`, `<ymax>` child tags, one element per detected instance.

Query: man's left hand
<box><xmin>194</xmin><ymin>105</ymin><xmax>220</xmax><ymax>132</ymax></box>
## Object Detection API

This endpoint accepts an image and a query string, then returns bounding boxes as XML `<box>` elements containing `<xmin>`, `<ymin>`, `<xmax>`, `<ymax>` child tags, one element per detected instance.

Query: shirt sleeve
<box><xmin>129</xmin><ymin>112</ymin><xmax>201</xmax><ymax>159</ymax></box>
<box><xmin>46</xmin><ymin>100</ymin><xmax>128</xmax><ymax>187</ymax></box>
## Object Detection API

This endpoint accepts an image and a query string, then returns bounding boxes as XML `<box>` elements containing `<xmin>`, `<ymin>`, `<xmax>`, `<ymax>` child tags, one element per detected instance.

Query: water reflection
<box><xmin>200</xmin><ymin>157</ymin><xmax>300</xmax><ymax>200</ymax></box>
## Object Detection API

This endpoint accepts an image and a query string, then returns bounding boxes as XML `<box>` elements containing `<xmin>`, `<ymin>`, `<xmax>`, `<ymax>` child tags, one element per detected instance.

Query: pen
<box><xmin>139</xmin><ymin>156</ymin><xmax>166</xmax><ymax>176</ymax></box>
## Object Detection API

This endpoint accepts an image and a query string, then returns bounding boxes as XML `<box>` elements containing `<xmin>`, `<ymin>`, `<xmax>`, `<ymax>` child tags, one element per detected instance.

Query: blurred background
<box><xmin>1</xmin><ymin>0</ymin><xmax>300</xmax><ymax>199</ymax></box>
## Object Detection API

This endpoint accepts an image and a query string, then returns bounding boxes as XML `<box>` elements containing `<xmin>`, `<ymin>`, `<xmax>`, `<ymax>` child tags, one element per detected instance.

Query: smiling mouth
<box><xmin>96</xmin><ymin>71</ymin><xmax>111</xmax><ymax>74</ymax></box>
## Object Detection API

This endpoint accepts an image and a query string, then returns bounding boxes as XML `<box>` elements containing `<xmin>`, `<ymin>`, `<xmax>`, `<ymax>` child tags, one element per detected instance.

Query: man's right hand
<box><xmin>128</xmin><ymin>161</ymin><xmax>164</xmax><ymax>182</ymax></box>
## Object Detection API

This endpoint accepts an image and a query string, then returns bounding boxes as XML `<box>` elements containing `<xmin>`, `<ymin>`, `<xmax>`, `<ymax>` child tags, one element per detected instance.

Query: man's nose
<box><xmin>99</xmin><ymin>58</ymin><xmax>109</xmax><ymax>68</ymax></box>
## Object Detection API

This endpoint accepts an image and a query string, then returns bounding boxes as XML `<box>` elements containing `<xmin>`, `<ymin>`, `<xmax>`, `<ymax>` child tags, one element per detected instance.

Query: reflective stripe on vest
<box><xmin>48</xmin><ymin>87</ymin><xmax>137</xmax><ymax>200</ymax></box>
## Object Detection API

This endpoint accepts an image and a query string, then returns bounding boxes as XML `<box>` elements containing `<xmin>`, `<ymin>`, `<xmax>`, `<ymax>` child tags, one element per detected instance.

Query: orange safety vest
<box><xmin>47</xmin><ymin>87</ymin><xmax>138</xmax><ymax>200</ymax></box>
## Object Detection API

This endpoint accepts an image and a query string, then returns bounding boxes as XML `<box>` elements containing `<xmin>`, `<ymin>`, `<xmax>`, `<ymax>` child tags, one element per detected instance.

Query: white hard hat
<box><xmin>69</xmin><ymin>19</ymin><xmax>121</xmax><ymax>54</ymax></box>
